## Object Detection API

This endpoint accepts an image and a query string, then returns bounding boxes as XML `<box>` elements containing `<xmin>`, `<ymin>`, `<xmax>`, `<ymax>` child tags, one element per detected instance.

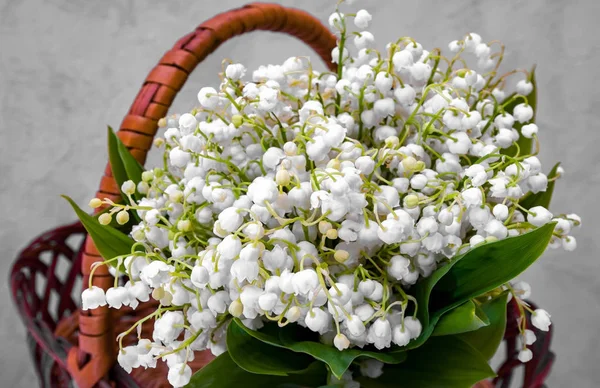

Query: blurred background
<box><xmin>1</xmin><ymin>0</ymin><xmax>599</xmax><ymax>386</ymax></box>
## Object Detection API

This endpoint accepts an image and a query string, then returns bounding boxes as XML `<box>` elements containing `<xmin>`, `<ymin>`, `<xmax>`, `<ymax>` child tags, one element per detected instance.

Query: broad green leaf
<box><xmin>108</xmin><ymin>126</ymin><xmax>145</xmax><ymax>222</ymax></box>
<box><xmin>431</xmin><ymin>222</ymin><xmax>555</xmax><ymax>310</ymax></box>
<box><xmin>457</xmin><ymin>291</ymin><xmax>509</xmax><ymax>360</ymax></box>
<box><xmin>358</xmin><ymin>335</ymin><xmax>495</xmax><ymax>388</ymax></box>
<box><xmin>389</xmin><ymin>222</ymin><xmax>555</xmax><ymax>355</ymax></box>
<box><xmin>234</xmin><ymin>319</ymin><xmax>406</xmax><ymax>379</ymax></box>
<box><xmin>519</xmin><ymin>162</ymin><xmax>560</xmax><ymax>210</ymax></box>
<box><xmin>107</xmin><ymin>126</ymin><xmax>144</xmax><ymax>206</ymax></box>
<box><xmin>227</xmin><ymin>319</ymin><xmax>314</xmax><ymax>376</ymax></box>
<box><xmin>107</xmin><ymin>126</ymin><xmax>131</xmax><ymax>200</ymax></box>
<box><xmin>186</xmin><ymin>352</ymin><xmax>327</xmax><ymax>388</ymax></box>
<box><xmin>115</xmin><ymin>129</ymin><xmax>144</xmax><ymax>186</ymax></box>
<box><xmin>62</xmin><ymin>195</ymin><xmax>134</xmax><ymax>266</ymax></box>
<box><xmin>432</xmin><ymin>300</ymin><xmax>489</xmax><ymax>336</ymax></box>
<box><xmin>502</xmin><ymin>66</ymin><xmax>537</xmax><ymax>157</ymax></box>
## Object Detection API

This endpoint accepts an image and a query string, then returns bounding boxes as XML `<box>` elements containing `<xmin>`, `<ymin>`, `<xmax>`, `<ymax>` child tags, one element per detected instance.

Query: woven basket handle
<box><xmin>68</xmin><ymin>3</ymin><xmax>336</xmax><ymax>387</ymax></box>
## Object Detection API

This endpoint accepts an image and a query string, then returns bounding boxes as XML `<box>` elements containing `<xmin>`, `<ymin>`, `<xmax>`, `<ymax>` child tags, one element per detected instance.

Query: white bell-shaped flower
<box><xmin>346</xmin><ymin>315</ymin><xmax>366</xmax><ymax>337</ymax></box>
<box><xmin>531</xmin><ymin>309</ymin><xmax>551</xmax><ymax>331</ymax></box>
<box><xmin>140</xmin><ymin>261</ymin><xmax>171</xmax><ymax>288</ymax></box>
<box><xmin>167</xmin><ymin>363</ymin><xmax>192</xmax><ymax>388</ymax></box>
<box><xmin>117</xmin><ymin>346</ymin><xmax>140</xmax><ymax>373</ymax></box>
<box><xmin>527</xmin><ymin>206</ymin><xmax>553</xmax><ymax>226</ymax></box>
<box><xmin>153</xmin><ymin>311</ymin><xmax>184</xmax><ymax>344</ymax></box>
<box><xmin>292</xmin><ymin>269</ymin><xmax>319</xmax><ymax>295</ymax></box>
<box><xmin>82</xmin><ymin>286</ymin><xmax>107</xmax><ymax>310</ymax></box>
<box><xmin>334</xmin><ymin>333</ymin><xmax>351</xmax><ymax>351</ymax></box>
<box><xmin>305</xmin><ymin>308</ymin><xmax>331</xmax><ymax>334</ymax></box>
<box><xmin>388</xmin><ymin>255</ymin><xmax>411</xmax><ymax>281</ymax></box>
<box><xmin>368</xmin><ymin>318</ymin><xmax>392</xmax><ymax>350</ymax></box>
<box><xmin>106</xmin><ymin>286</ymin><xmax>131</xmax><ymax>309</ymax></box>
<box><xmin>391</xmin><ymin>324</ymin><xmax>411</xmax><ymax>346</ymax></box>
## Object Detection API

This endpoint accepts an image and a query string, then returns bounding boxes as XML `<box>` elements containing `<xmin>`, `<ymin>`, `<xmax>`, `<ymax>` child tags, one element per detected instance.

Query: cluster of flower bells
<box><xmin>81</xmin><ymin>7</ymin><xmax>579</xmax><ymax>387</ymax></box>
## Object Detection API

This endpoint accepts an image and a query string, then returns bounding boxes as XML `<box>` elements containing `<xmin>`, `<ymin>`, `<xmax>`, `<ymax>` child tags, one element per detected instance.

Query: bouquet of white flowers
<box><xmin>63</xmin><ymin>3</ymin><xmax>580</xmax><ymax>387</ymax></box>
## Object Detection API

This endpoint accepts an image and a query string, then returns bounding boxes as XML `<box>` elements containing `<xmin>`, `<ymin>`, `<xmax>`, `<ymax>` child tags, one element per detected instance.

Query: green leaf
<box><xmin>226</xmin><ymin>319</ymin><xmax>314</xmax><ymax>376</ymax></box>
<box><xmin>432</xmin><ymin>300</ymin><xmax>489</xmax><ymax>336</ymax></box>
<box><xmin>62</xmin><ymin>195</ymin><xmax>134</xmax><ymax>265</ymax></box>
<box><xmin>233</xmin><ymin>319</ymin><xmax>406</xmax><ymax>379</ymax></box>
<box><xmin>358</xmin><ymin>335</ymin><xmax>495</xmax><ymax>388</ymax></box>
<box><xmin>390</xmin><ymin>222</ymin><xmax>555</xmax><ymax>355</ymax></box>
<box><xmin>457</xmin><ymin>291</ymin><xmax>509</xmax><ymax>360</ymax></box>
<box><xmin>502</xmin><ymin>66</ymin><xmax>537</xmax><ymax>157</ymax></box>
<box><xmin>431</xmin><ymin>222</ymin><xmax>555</xmax><ymax>310</ymax></box>
<box><xmin>186</xmin><ymin>352</ymin><xmax>327</xmax><ymax>388</ymax></box>
<box><xmin>519</xmin><ymin>162</ymin><xmax>560</xmax><ymax>210</ymax></box>
<box><xmin>107</xmin><ymin>126</ymin><xmax>131</xmax><ymax>198</ymax></box>
<box><xmin>107</xmin><ymin>126</ymin><xmax>144</xmax><ymax>201</ymax></box>
<box><xmin>115</xmin><ymin>130</ymin><xmax>144</xmax><ymax>186</ymax></box>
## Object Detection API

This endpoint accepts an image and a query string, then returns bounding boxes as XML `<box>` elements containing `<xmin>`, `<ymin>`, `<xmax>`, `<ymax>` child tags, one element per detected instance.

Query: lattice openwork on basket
<box><xmin>9</xmin><ymin>3</ymin><xmax>555</xmax><ymax>387</ymax></box>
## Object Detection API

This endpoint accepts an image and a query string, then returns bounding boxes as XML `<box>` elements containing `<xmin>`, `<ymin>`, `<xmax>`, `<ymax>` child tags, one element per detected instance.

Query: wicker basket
<box><xmin>9</xmin><ymin>3</ymin><xmax>555</xmax><ymax>387</ymax></box>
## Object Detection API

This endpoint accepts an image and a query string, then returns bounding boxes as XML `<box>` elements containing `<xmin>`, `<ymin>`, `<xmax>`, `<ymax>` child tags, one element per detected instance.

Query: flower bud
<box><xmin>228</xmin><ymin>300</ymin><xmax>243</xmax><ymax>317</ymax></box>
<box><xmin>169</xmin><ymin>190</ymin><xmax>184</xmax><ymax>203</ymax></box>
<box><xmin>327</xmin><ymin>158</ymin><xmax>341</xmax><ymax>170</ymax></box>
<box><xmin>116</xmin><ymin>210</ymin><xmax>130</xmax><ymax>225</ymax></box>
<box><xmin>132</xmin><ymin>228</ymin><xmax>145</xmax><ymax>241</ymax></box>
<box><xmin>334</xmin><ymin>333</ymin><xmax>350</xmax><ymax>351</ymax></box>
<box><xmin>319</xmin><ymin>221</ymin><xmax>333</xmax><ymax>234</ymax></box>
<box><xmin>524</xmin><ymin>329</ymin><xmax>537</xmax><ymax>345</ymax></box>
<box><xmin>283</xmin><ymin>141</ymin><xmax>297</xmax><ymax>156</ymax></box>
<box><xmin>562</xmin><ymin>236</ymin><xmax>577</xmax><ymax>251</ymax></box>
<box><xmin>493</xmin><ymin>204</ymin><xmax>509</xmax><ymax>221</ymax></box>
<box><xmin>121</xmin><ymin>180</ymin><xmax>136</xmax><ymax>195</ymax></box>
<box><xmin>98</xmin><ymin>213</ymin><xmax>112</xmax><ymax>225</ymax></box>
<box><xmin>285</xmin><ymin>306</ymin><xmax>302</xmax><ymax>323</ymax></box>
<box><xmin>141</xmin><ymin>170</ymin><xmax>154</xmax><ymax>182</ymax></box>
<box><xmin>385</xmin><ymin>135</ymin><xmax>400</xmax><ymax>148</ymax></box>
<box><xmin>518</xmin><ymin>348</ymin><xmax>533</xmax><ymax>363</ymax></box>
<box><xmin>326</xmin><ymin>228</ymin><xmax>339</xmax><ymax>240</ymax></box>
<box><xmin>137</xmin><ymin>181</ymin><xmax>149</xmax><ymax>195</ymax></box>
<box><xmin>401</xmin><ymin>156</ymin><xmax>418</xmax><ymax>172</ymax></box>
<box><xmin>403</xmin><ymin>194</ymin><xmax>419</xmax><ymax>209</ymax></box>
<box><xmin>89</xmin><ymin>198</ymin><xmax>102</xmax><ymax>209</ymax></box>
<box><xmin>276</xmin><ymin>169</ymin><xmax>291</xmax><ymax>186</ymax></box>
<box><xmin>334</xmin><ymin>249</ymin><xmax>350</xmax><ymax>263</ymax></box>
<box><xmin>154</xmin><ymin>138</ymin><xmax>165</xmax><ymax>148</ymax></box>
<box><xmin>152</xmin><ymin>287</ymin><xmax>165</xmax><ymax>300</ymax></box>
<box><xmin>177</xmin><ymin>219</ymin><xmax>192</xmax><ymax>232</ymax></box>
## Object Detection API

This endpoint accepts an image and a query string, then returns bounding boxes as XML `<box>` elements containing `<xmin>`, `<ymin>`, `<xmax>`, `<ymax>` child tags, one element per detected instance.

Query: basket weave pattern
<box><xmin>9</xmin><ymin>3</ymin><xmax>554</xmax><ymax>387</ymax></box>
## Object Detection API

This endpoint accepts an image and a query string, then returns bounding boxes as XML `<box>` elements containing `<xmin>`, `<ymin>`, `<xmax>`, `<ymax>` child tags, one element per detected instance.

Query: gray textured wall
<box><xmin>1</xmin><ymin>0</ymin><xmax>599</xmax><ymax>386</ymax></box>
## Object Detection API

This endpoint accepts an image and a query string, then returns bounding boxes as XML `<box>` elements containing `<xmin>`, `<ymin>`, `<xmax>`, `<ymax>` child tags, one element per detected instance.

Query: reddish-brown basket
<box><xmin>9</xmin><ymin>3</ymin><xmax>555</xmax><ymax>387</ymax></box>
